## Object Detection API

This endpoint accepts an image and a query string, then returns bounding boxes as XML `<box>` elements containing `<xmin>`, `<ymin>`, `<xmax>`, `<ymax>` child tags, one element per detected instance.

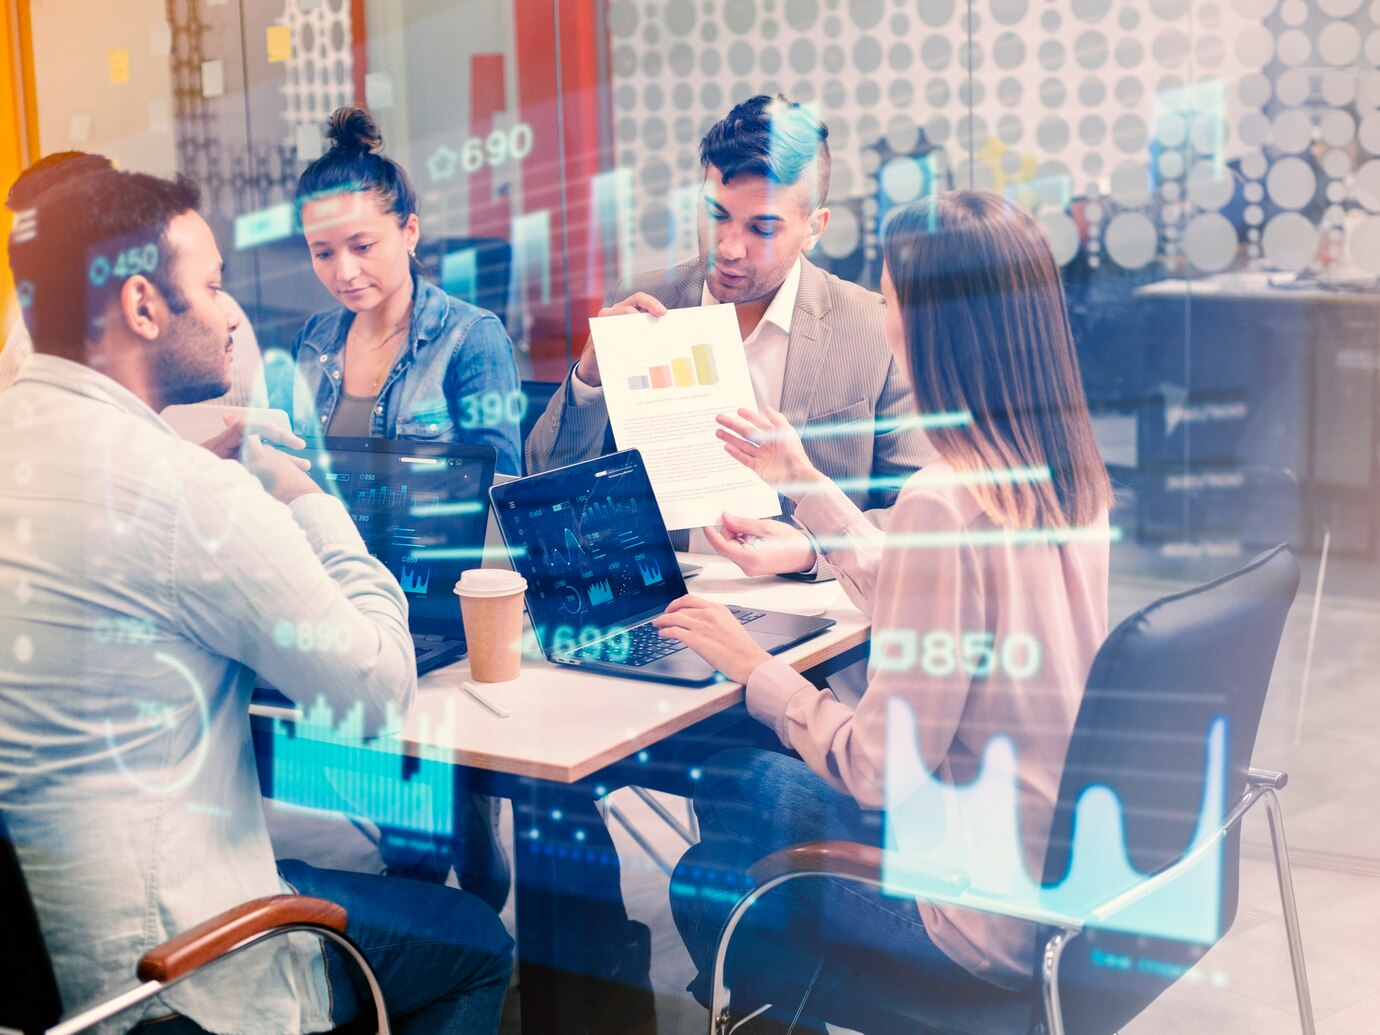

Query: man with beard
<box><xmin>0</xmin><ymin>165</ymin><xmax>511</xmax><ymax>1034</ymax></box>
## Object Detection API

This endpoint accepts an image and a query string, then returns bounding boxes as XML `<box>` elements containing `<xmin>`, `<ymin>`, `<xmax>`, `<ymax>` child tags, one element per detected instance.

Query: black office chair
<box><xmin>708</xmin><ymin>544</ymin><xmax>1315</xmax><ymax>1035</ymax></box>
<box><xmin>0</xmin><ymin>813</ymin><xmax>389</xmax><ymax>1035</ymax></box>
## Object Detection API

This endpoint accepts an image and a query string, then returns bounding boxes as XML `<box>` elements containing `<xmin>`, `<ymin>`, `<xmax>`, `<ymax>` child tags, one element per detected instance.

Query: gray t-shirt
<box><xmin>328</xmin><ymin>390</ymin><xmax>380</xmax><ymax>437</ymax></box>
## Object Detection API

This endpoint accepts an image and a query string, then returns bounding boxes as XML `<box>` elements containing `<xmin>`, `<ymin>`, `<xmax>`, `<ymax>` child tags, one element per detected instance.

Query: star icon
<box><xmin>428</xmin><ymin>146</ymin><xmax>460</xmax><ymax>183</ymax></box>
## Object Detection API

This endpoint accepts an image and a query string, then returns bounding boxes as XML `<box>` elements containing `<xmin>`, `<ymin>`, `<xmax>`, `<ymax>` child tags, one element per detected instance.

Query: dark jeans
<box><xmin>669</xmin><ymin>748</ymin><xmax>980</xmax><ymax>1024</ymax></box>
<box><xmin>377</xmin><ymin>792</ymin><xmax>510</xmax><ymax>913</ymax></box>
<box><xmin>138</xmin><ymin>861</ymin><xmax>512</xmax><ymax>1035</ymax></box>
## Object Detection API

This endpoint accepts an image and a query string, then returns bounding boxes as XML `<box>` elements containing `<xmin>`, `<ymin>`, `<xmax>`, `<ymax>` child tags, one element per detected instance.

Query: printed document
<box><xmin>592</xmin><ymin>304</ymin><xmax>782</xmax><ymax>530</ymax></box>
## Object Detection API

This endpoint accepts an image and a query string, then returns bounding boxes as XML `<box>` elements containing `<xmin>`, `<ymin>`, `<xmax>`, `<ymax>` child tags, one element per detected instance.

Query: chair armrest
<box><xmin>1248</xmin><ymin>768</ymin><xmax>1288</xmax><ymax>790</ymax></box>
<box><xmin>747</xmin><ymin>840</ymin><xmax>969</xmax><ymax>894</ymax></box>
<box><xmin>136</xmin><ymin>895</ymin><xmax>347</xmax><ymax>983</ymax></box>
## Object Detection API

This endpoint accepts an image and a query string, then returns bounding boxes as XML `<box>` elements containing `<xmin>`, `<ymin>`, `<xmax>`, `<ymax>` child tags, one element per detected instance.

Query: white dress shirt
<box><xmin>0</xmin><ymin>356</ymin><xmax>416</xmax><ymax>1034</ymax></box>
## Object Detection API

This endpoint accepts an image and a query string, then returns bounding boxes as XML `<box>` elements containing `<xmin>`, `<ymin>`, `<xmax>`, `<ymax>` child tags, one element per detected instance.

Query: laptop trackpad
<box><xmin>752</xmin><ymin>629</ymin><xmax>800</xmax><ymax>653</ymax></box>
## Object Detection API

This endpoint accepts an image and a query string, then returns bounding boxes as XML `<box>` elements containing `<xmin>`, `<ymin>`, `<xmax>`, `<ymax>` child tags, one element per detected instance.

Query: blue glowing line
<box><xmin>815</xmin><ymin>523</ymin><xmax>1122</xmax><ymax>550</ymax></box>
<box><xmin>413</xmin><ymin>546</ymin><xmax>527</xmax><ymax>560</ymax></box>
<box><xmin>794</xmin><ymin>410</ymin><xmax>972</xmax><ymax>441</ymax></box>
<box><xmin>408</xmin><ymin>501</ymin><xmax>485</xmax><ymax>518</ymax></box>
<box><xmin>820</xmin><ymin>465</ymin><xmax>1053</xmax><ymax>495</ymax></box>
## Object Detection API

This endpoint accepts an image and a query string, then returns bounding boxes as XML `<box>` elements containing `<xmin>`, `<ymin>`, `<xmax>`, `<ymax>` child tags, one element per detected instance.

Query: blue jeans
<box><xmin>670</xmin><ymin>748</ymin><xmax>981</xmax><ymax>1023</ymax></box>
<box><xmin>138</xmin><ymin>861</ymin><xmax>512</xmax><ymax>1034</ymax></box>
<box><xmin>278</xmin><ymin>860</ymin><xmax>512</xmax><ymax>1034</ymax></box>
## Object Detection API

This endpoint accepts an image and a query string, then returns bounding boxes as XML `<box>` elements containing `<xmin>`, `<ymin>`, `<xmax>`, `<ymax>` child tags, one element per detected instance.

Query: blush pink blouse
<box><xmin>745</xmin><ymin>463</ymin><xmax>1110</xmax><ymax>988</ymax></box>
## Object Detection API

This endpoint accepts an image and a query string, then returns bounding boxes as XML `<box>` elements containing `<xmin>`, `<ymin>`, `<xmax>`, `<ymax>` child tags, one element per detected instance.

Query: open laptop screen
<box><xmin>302</xmin><ymin>437</ymin><xmax>496</xmax><ymax>638</ymax></box>
<box><xmin>491</xmin><ymin>450</ymin><xmax>688</xmax><ymax>646</ymax></box>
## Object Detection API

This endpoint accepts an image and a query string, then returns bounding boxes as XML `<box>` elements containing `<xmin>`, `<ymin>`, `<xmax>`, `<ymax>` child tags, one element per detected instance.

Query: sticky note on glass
<box><xmin>201</xmin><ymin>59</ymin><xmax>224</xmax><ymax>98</ymax></box>
<box><xmin>68</xmin><ymin>109</ymin><xmax>92</xmax><ymax>143</ymax></box>
<box><xmin>149</xmin><ymin>20</ymin><xmax>171</xmax><ymax>58</ymax></box>
<box><xmin>266</xmin><ymin>25</ymin><xmax>292</xmax><ymax>63</ymax></box>
<box><xmin>295</xmin><ymin>120</ymin><xmax>323</xmax><ymax>162</ymax></box>
<box><xmin>365</xmin><ymin>72</ymin><xmax>394</xmax><ymax>110</ymax></box>
<box><xmin>109</xmin><ymin>50</ymin><xmax>130</xmax><ymax>84</ymax></box>
<box><xmin>149</xmin><ymin>98</ymin><xmax>171</xmax><ymax>135</ymax></box>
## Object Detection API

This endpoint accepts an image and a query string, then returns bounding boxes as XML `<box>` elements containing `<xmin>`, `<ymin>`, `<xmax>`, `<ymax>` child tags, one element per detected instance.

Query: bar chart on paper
<box><xmin>626</xmin><ymin>342</ymin><xmax>720</xmax><ymax>391</ymax></box>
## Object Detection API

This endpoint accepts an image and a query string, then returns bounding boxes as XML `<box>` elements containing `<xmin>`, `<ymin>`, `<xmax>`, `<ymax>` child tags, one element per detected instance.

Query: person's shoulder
<box><xmin>295</xmin><ymin>304</ymin><xmax>349</xmax><ymax>354</ymax></box>
<box><xmin>422</xmin><ymin>280</ymin><xmax>506</xmax><ymax>341</ymax></box>
<box><xmin>799</xmin><ymin>258</ymin><xmax>883</xmax><ymax>318</ymax></box>
<box><xmin>617</xmin><ymin>258</ymin><xmax>703</xmax><ymax>305</ymax></box>
<box><xmin>893</xmin><ymin>463</ymin><xmax>987</xmax><ymax>529</ymax></box>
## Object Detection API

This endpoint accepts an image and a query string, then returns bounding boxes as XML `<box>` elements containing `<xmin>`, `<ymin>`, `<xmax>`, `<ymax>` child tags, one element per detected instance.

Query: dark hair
<box><xmin>699</xmin><ymin>94</ymin><xmax>831</xmax><ymax>209</ymax></box>
<box><xmin>882</xmin><ymin>191</ymin><xmax>1113</xmax><ymax>529</ymax></box>
<box><xmin>6</xmin><ymin>165</ymin><xmax>199</xmax><ymax>361</ymax></box>
<box><xmin>6</xmin><ymin>151</ymin><xmax>114</xmax><ymax>210</ymax></box>
<box><xmin>295</xmin><ymin>106</ymin><xmax>418</xmax><ymax>231</ymax></box>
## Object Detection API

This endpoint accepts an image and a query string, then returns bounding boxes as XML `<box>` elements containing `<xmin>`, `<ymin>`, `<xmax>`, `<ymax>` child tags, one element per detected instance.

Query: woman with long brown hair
<box><xmin>657</xmin><ymin>190</ymin><xmax>1114</xmax><ymax>1029</ymax></box>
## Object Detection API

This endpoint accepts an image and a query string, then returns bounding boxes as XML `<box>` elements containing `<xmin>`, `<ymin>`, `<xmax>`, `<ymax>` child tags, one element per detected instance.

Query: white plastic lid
<box><xmin>453</xmin><ymin>568</ymin><xmax>527</xmax><ymax>599</ymax></box>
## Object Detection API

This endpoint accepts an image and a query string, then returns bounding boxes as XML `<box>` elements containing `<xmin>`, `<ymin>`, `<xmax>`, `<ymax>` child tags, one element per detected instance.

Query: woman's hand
<box><xmin>652</xmin><ymin>595</ymin><xmax>773</xmax><ymax>684</ymax></box>
<box><xmin>716</xmin><ymin>406</ymin><xmax>824</xmax><ymax>499</ymax></box>
<box><xmin>703</xmin><ymin>512</ymin><xmax>816</xmax><ymax>576</ymax></box>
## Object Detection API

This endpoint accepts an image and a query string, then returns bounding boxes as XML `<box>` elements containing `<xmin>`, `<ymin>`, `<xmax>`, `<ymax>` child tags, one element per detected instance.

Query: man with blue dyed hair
<box><xmin>527</xmin><ymin>93</ymin><xmax>935</xmax><ymax>578</ymax></box>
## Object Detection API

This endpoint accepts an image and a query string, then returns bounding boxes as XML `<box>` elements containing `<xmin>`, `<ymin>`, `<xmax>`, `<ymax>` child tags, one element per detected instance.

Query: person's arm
<box><xmin>523</xmin><ymin>361</ymin><xmax>615</xmax><ymax>474</ymax></box>
<box><xmin>169</xmin><ymin>449</ymin><xmax>416</xmax><ymax>737</ymax></box>
<box><xmin>447</xmin><ymin>312</ymin><xmax>523</xmax><ymax>475</ymax></box>
<box><xmin>744</xmin><ymin>490</ymin><xmax>982</xmax><ymax>807</ymax></box>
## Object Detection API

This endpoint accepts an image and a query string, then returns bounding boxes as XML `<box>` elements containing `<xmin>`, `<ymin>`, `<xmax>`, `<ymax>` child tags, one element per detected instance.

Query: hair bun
<box><xmin>325</xmin><ymin>106</ymin><xmax>383</xmax><ymax>157</ymax></box>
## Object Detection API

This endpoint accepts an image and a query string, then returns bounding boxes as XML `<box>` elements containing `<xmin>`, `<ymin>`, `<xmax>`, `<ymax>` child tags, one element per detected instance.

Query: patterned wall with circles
<box><xmin>281</xmin><ymin>0</ymin><xmax>354</xmax><ymax>135</ymax></box>
<box><xmin>610</xmin><ymin>0</ymin><xmax>1379</xmax><ymax>280</ymax></box>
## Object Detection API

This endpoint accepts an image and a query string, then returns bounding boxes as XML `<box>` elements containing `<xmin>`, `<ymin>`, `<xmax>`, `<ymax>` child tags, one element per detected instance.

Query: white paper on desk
<box><xmin>592</xmin><ymin>304</ymin><xmax>781</xmax><ymax>530</ymax></box>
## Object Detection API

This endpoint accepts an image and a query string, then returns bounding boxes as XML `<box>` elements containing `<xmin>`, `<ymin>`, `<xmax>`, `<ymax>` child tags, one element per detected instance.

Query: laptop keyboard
<box><xmin>567</xmin><ymin>607</ymin><xmax>766</xmax><ymax>667</ymax></box>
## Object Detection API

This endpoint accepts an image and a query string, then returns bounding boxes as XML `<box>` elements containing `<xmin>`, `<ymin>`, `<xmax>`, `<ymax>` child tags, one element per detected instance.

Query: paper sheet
<box><xmin>592</xmin><ymin>304</ymin><xmax>781</xmax><ymax>530</ymax></box>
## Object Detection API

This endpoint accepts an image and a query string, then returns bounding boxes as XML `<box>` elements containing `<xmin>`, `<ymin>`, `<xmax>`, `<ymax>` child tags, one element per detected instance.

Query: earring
<box><xmin>408</xmin><ymin>247</ymin><xmax>416</xmax><ymax>258</ymax></box>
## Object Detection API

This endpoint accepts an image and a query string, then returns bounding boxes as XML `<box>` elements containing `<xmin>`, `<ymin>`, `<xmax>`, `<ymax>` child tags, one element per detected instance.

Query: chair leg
<box><xmin>1260</xmin><ymin>789</ymin><xmax>1317</xmax><ymax>1035</ymax></box>
<box><xmin>1039</xmin><ymin>929</ymin><xmax>1077</xmax><ymax>1035</ymax></box>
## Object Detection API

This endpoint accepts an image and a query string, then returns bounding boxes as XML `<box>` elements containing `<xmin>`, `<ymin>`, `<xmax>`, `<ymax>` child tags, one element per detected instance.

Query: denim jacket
<box><xmin>291</xmin><ymin>276</ymin><xmax>523</xmax><ymax>474</ymax></box>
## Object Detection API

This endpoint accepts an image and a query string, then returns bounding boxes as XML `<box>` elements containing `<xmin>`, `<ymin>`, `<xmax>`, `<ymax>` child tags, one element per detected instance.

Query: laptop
<box><xmin>297</xmin><ymin>437</ymin><xmax>497</xmax><ymax>675</ymax></box>
<box><xmin>490</xmin><ymin>449</ymin><xmax>835</xmax><ymax>686</ymax></box>
<box><xmin>485</xmin><ymin>472</ymin><xmax>699</xmax><ymax>580</ymax></box>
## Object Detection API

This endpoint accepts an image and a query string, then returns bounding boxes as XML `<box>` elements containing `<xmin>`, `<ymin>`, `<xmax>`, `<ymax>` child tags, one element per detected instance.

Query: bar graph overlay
<box><xmin>627</xmin><ymin>342</ymin><xmax>719</xmax><ymax>391</ymax></box>
<box><xmin>589</xmin><ymin>579</ymin><xmax>615</xmax><ymax>605</ymax></box>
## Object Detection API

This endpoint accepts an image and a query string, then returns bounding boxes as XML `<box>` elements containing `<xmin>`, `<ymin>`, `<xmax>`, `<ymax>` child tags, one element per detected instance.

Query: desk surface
<box><xmin>304</xmin><ymin>555</ymin><xmax>868</xmax><ymax>784</ymax></box>
<box><xmin>1135</xmin><ymin>270</ymin><xmax>1380</xmax><ymax>305</ymax></box>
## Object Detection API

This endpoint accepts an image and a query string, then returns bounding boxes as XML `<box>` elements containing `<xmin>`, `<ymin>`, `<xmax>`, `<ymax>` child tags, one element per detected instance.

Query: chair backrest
<box><xmin>1046</xmin><ymin>544</ymin><xmax>1300</xmax><ymax>1034</ymax></box>
<box><xmin>0</xmin><ymin>812</ymin><xmax>65</xmax><ymax>1034</ymax></box>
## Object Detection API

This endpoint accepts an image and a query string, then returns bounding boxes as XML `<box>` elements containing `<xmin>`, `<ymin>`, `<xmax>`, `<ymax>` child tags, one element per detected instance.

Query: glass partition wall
<box><xmin>20</xmin><ymin>0</ymin><xmax>1380</xmax><ymax>1028</ymax></box>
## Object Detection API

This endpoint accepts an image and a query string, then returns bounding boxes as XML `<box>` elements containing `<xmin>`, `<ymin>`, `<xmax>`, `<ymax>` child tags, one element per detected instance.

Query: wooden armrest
<box><xmin>137</xmin><ymin>895</ymin><xmax>347</xmax><ymax>983</ymax></box>
<box><xmin>747</xmin><ymin>840</ymin><xmax>968</xmax><ymax>895</ymax></box>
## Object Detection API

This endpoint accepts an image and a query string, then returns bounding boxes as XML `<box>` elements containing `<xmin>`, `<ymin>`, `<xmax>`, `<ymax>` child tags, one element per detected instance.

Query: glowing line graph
<box><xmin>883</xmin><ymin>697</ymin><xmax>1228</xmax><ymax>945</ymax></box>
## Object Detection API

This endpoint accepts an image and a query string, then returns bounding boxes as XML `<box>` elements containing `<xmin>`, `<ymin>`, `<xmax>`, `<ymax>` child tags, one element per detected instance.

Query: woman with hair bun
<box><xmin>291</xmin><ymin>105</ymin><xmax>521</xmax><ymax>473</ymax></box>
<box><xmin>291</xmin><ymin>106</ymin><xmax>519</xmax><ymax>912</ymax></box>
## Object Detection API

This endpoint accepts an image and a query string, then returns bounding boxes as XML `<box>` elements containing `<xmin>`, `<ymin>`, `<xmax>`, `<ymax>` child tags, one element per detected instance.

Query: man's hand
<box><xmin>574</xmin><ymin>292</ymin><xmax>669</xmax><ymax>388</ymax></box>
<box><xmin>201</xmin><ymin>414</ymin><xmax>306</xmax><ymax>462</ymax></box>
<box><xmin>652</xmin><ymin>595</ymin><xmax>773</xmax><ymax>684</ymax></box>
<box><xmin>716</xmin><ymin>407</ymin><xmax>825</xmax><ymax>500</ymax></box>
<box><xmin>241</xmin><ymin>435</ymin><xmax>320</xmax><ymax>505</ymax></box>
<box><xmin>703</xmin><ymin>512</ymin><xmax>816</xmax><ymax>576</ymax></box>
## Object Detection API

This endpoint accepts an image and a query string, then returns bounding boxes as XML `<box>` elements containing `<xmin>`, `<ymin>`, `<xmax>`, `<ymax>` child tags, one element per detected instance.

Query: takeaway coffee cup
<box><xmin>454</xmin><ymin>569</ymin><xmax>528</xmax><ymax>682</ymax></box>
